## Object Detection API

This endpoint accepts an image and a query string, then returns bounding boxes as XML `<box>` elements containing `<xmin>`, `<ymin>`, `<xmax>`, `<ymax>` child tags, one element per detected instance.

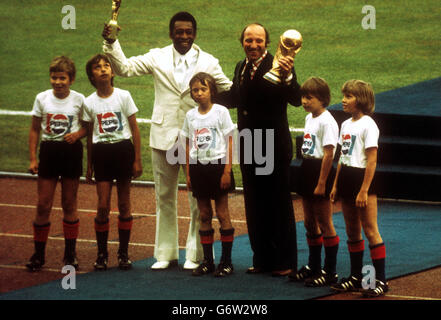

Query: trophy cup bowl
<box><xmin>107</xmin><ymin>0</ymin><xmax>122</xmax><ymax>41</ymax></box>
<box><xmin>263</xmin><ymin>29</ymin><xmax>303</xmax><ymax>85</ymax></box>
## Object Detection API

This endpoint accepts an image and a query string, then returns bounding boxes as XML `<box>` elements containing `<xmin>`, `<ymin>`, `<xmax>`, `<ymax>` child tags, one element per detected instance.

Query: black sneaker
<box><xmin>94</xmin><ymin>253</ymin><xmax>108</xmax><ymax>271</ymax></box>
<box><xmin>304</xmin><ymin>270</ymin><xmax>338</xmax><ymax>287</ymax></box>
<box><xmin>331</xmin><ymin>275</ymin><xmax>362</xmax><ymax>292</ymax></box>
<box><xmin>214</xmin><ymin>262</ymin><xmax>234</xmax><ymax>277</ymax></box>
<box><xmin>192</xmin><ymin>260</ymin><xmax>215</xmax><ymax>276</ymax></box>
<box><xmin>63</xmin><ymin>255</ymin><xmax>79</xmax><ymax>271</ymax></box>
<box><xmin>26</xmin><ymin>253</ymin><xmax>45</xmax><ymax>272</ymax></box>
<box><xmin>288</xmin><ymin>265</ymin><xmax>313</xmax><ymax>282</ymax></box>
<box><xmin>118</xmin><ymin>252</ymin><xmax>132</xmax><ymax>270</ymax></box>
<box><xmin>362</xmin><ymin>280</ymin><xmax>389</xmax><ymax>297</ymax></box>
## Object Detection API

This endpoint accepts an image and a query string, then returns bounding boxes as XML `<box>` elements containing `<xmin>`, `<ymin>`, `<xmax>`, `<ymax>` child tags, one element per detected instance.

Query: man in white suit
<box><xmin>102</xmin><ymin>12</ymin><xmax>232</xmax><ymax>270</ymax></box>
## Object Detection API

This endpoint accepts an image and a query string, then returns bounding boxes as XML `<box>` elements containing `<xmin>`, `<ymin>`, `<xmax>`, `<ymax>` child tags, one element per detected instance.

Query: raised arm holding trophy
<box><xmin>101</xmin><ymin>10</ymin><xmax>232</xmax><ymax>271</ymax></box>
<box><xmin>215</xmin><ymin>23</ymin><xmax>302</xmax><ymax>277</ymax></box>
<box><xmin>106</xmin><ymin>0</ymin><xmax>122</xmax><ymax>41</ymax></box>
<box><xmin>263</xmin><ymin>29</ymin><xmax>302</xmax><ymax>84</ymax></box>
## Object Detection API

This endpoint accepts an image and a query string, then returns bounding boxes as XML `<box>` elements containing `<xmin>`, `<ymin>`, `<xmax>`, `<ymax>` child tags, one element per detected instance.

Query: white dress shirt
<box><xmin>173</xmin><ymin>46</ymin><xmax>198</xmax><ymax>90</ymax></box>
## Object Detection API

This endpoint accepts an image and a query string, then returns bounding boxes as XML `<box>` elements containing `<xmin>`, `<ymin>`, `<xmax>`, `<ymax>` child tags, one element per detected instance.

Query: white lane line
<box><xmin>384</xmin><ymin>294</ymin><xmax>440</xmax><ymax>301</ymax></box>
<box><xmin>0</xmin><ymin>264</ymin><xmax>88</xmax><ymax>274</ymax></box>
<box><xmin>0</xmin><ymin>203</ymin><xmax>247</xmax><ymax>223</ymax></box>
<box><xmin>0</xmin><ymin>232</ymin><xmax>161</xmax><ymax>248</ymax></box>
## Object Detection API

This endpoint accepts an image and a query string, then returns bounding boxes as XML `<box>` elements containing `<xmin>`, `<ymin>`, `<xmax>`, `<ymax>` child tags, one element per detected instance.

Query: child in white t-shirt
<box><xmin>289</xmin><ymin>77</ymin><xmax>340</xmax><ymax>287</ymax></box>
<box><xmin>181</xmin><ymin>72</ymin><xmax>236</xmax><ymax>277</ymax></box>
<box><xmin>330</xmin><ymin>79</ymin><xmax>387</xmax><ymax>297</ymax></box>
<box><xmin>26</xmin><ymin>56</ymin><xmax>87</xmax><ymax>272</ymax></box>
<box><xmin>83</xmin><ymin>54</ymin><xmax>142</xmax><ymax>271</ymax></box>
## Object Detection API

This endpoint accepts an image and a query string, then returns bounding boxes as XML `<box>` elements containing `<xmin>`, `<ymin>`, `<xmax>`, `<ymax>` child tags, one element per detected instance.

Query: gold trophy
<box><xmin>263</xmin><ymin>29</ymin><xmax>303</xmax><ymax>84</ymax></box>
<box><xmin>107</xmin><ymin>0</ymin><xmax>122</xmax><ymax>41</ymax></box>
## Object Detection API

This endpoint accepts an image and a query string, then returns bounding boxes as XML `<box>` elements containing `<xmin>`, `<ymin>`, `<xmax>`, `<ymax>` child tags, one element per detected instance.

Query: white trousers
<box><xmin>151</xmin><ymin>148</ymin><xmax>203</xmax><ymax>262</ymax></box>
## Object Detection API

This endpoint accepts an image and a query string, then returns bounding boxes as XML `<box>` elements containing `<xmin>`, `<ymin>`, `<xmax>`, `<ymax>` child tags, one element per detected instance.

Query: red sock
<box><xmin>63</xmin><ymin>219</ymin><xmax>79</xmax><ymax>240</ymax></box>
<box><xmin>323</xmin><ymin>235</ymin><xmax>339</xmax><ymax>274</ymax></box>
<box><xmin>307</xmin><ymin>233</ymin><xmax>323</xmax><ymax>273</ymax></box>
<box><xmin>199</xmin><ymin>229</ymin><xmax>214</xmax><ymax>263</ymax></box>
<box><xmin>220</xmin><ymin>228</ymin><xmax>235</xmax><ymax>264</ymax></box>
<box><xmin>95</xmin><ymin>218</ymin><xmax>110</xmax><ymax>256</ymax></box>
<box><xmin>33</xmin><ymin>222</ymin><xmax>51</xmax><ymax>258</ymax></box>
<box><xmin>118</xmin><ymin>216</ymin><xmax>133</xmax><ymax>254</ymax></box>
<box><xmin>33</xmin><ymin>222</ymin><xmax>51</xmax><ymax>242</ymax></box>
<box><xmin>370</xmin><ymin>243</ymin><xmax>386</xmax><ymax>282</ymax></box>
<box><xmin>348</xmin><ymin>240</ymin><xmax>365</xmax><ymax>278</ymax></box>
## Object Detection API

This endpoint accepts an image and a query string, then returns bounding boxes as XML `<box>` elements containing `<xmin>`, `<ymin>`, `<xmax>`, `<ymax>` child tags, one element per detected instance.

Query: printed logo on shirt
<box><xmin>46</xmin><ymin>113</ymin><xmax>73</xmax><ymax>135</ymax></box>
<box><xmin>194</xmin><ymin>127</ymin><xmax>216</xmax><ymax>150</ymax></box>
<box><xmin>341</xmin><ymin>134</ymin><xmax>356</xmax><ymax>156</ymax></box>
<box><xmin>302</xmin><ymin>133</ymin><xmax>316</xmax><ymax>155</ymax></box>
<box><xmin>97</xmin><ymin>112</ymin><xmax>123</xmax><ymax>133</ymax></box>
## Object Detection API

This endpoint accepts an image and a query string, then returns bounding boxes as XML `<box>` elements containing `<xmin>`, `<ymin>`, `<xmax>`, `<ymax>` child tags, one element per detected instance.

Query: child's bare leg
<box><xmin>315</xmin><ymin>198</ymin><xmax>336</xmax><ymax>237</ymax></box>
<box><xmin>61</xmin><ymin>177</ymin><xmax>79</xmax><ymax>222</ymax></box>
<box><xmin>214</xmin><ymin>194</ymin><xmax>232</xmax><ymax>230</ymax></box>
<box><xmin>116</xmin><ymin>179</ymin><xmax>132</xmax><ymax>219</ymax></box>
<box><xmin>197</xmin><ymin>198</ymin><xmax>213</xmax><ymax>231</ymax></box>
<box><xmin>96</xmin><ymin>181</ymin><xmax>112</xmax><ymax>221</ymax></box>
<box><xmin>302</xmin><ymin>198</ymin><xmax>320</xmax><ymax>236</ymax></box>
<box><xmin>35</xmin><ymin>177</ymin><xmax>57</xmax><ymax>225</ymax></box>
<box><xmin>341</xmin><ymin>199</ymin><xmax>362</xmax><ymax>242</ymax></box>
<box><xmin>360</xmin><ymin>194</ymin><xmax>382</xmax><ymax>245</ymax></box>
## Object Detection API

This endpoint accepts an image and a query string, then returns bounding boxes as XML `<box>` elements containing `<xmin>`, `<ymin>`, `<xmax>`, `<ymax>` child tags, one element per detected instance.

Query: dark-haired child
<box><xmin>181</xmin><ymin>72</ymin><xmax>236</xmax><ymax>277</ymax></box>
<box><xmin>289</xmin><ymin>77</ymin><xmax>340</xmax><ymax>287</ymax></box>
<box><xmin>83</xmin><ymin>54</ymin><xmax>142</xmax><ymax>270</ymax></box>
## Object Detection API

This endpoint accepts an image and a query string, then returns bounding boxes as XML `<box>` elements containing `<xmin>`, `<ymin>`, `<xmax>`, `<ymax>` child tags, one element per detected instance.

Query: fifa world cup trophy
<box><xmin>107</xmin><ymin>0</ymin><xmax>122</xmax><ymax>41</ymax></box>
<box><xmin>263</xmin><ymin>29</ymin><xmax>302</xmax><ymax>84</ymax></box>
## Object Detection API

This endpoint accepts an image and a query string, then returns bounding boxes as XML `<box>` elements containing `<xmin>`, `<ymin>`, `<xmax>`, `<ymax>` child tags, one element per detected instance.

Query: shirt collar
<box><xmin>173</xmin><ymin>46</ymin><xmax>197</xmax><ymax>66</ymax></box>
<box><xmin>246</xmin><ymin>50</ymin><xmax>268</xmax><ymax>67</ymax></box>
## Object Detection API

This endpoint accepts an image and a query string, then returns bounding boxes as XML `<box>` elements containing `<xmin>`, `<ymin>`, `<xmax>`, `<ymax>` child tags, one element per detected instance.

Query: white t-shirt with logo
<box><xmin>31</xmin><ymin>89</ymin><xmax>86</xmax><ymax>142</ymax></box>
<box><xmin>302</xmin><ymin>110</ymin><xmax>339</xmax><ymax>159</ymax></box>
<box><xmin>83</xmin><ymin>88</ymin><xmax>138</xmax><ymax>144</ymax></box>
<box><xmin>181</xmin><ymin>104</ymin><xmax>235</xmax><ymax>162</ymax></box>
<box><xmin>338</xmin><ymin>115</ymin><xmax>379</xmax><ymax>168</ymax></box>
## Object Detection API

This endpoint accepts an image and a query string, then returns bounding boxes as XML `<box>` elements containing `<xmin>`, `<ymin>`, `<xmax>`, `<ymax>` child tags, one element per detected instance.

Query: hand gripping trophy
<box><xmin>107</xmin><ymin>0</ymin><xmax>122</xmax><ymax>41</ymax></box>
<box><xmin>263</xmin><ymin>29</ymin><xmax>302</xmax><ymax>85</ymax></box>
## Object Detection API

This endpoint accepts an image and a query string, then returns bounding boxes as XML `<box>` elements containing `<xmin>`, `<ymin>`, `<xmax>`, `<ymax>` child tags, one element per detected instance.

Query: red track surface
<box><xmin>0</xmin><ymin>177</ymin><xmax>440</xmax><ymax>300</ymax></box>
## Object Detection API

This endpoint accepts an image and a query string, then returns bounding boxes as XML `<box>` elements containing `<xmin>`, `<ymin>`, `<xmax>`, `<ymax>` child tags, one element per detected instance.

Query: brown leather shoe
<box><xmin>271</xmin><ymin>269</ymin><xmax>292</xmax><ymax>277</ymax></box>
<box><xmin>246</xmin><ymin>266</ymin><xmax>268</xmax><ymax>274</ymax></box>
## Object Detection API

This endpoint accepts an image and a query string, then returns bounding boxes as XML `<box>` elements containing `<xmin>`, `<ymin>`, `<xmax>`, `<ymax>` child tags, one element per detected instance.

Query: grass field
<box><xmin>1</xmin><ymin>0</ymin><xmax>440</xmax><ymax>184</ymax></box>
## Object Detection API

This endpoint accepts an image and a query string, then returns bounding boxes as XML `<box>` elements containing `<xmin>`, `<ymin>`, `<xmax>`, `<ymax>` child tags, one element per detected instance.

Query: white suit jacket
<box><xmin>103</xmin><ymin>40</ymin><xmax>232</xmax><ymax>151</ymax></box>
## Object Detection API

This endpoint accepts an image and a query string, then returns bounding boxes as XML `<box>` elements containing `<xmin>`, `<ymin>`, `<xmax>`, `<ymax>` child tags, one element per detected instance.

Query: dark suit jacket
<box><xmin>216</xmin><ymin>52</ymin><xmax>301</xmax><ymax>270</ymax></box>
<box><xmin>217</xmin><ymin>52</ymin><xmax>301</xmax><ymax>163</ymax></box>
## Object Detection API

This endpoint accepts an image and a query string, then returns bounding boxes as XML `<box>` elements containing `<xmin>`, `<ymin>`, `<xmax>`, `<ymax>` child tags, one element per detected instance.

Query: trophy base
<box><xmin>263</xmin><ymin>71</ymin><xmax>282</xmax><ymax>85</ymax></box>
<box><xmin>107</xmin><ymin>20</ymin><xmax>120</xmax><ymax>40</ymax></box>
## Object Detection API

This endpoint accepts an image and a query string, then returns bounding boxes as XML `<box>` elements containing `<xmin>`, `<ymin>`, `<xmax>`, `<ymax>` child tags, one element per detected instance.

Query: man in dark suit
<box><xmin>217</xmin><ymin>23</ymin><xmax>301</xmax><ymax>276</ymax></box>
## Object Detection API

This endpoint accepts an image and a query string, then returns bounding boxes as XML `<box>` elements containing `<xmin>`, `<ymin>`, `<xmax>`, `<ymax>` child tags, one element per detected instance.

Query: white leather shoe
<box><xmin>150</xmin><ymin>260</ymin><xmax>178</xmax><ymax>270</ymax></box>
<box><xmin>183</xmin><ymin>260</ymin><xmax>200</xmax><ymax>270</ymax></box>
